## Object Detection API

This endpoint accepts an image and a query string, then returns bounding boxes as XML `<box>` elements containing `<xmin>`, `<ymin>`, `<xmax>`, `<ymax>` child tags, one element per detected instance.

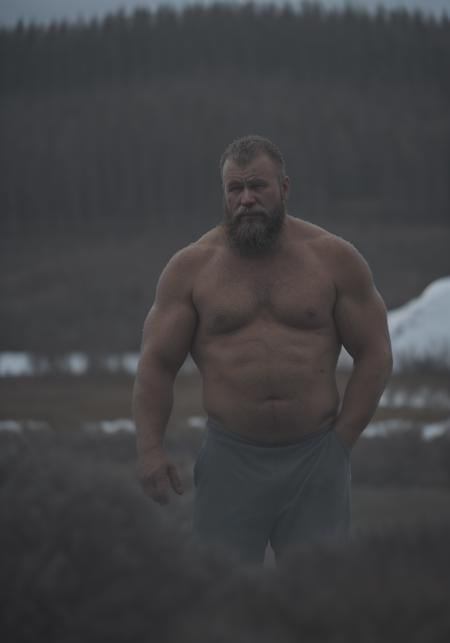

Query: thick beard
<box><xmin>223</xmin><ymin>198</ymin><xmax>286</xmax><ymax>257</ymax></box>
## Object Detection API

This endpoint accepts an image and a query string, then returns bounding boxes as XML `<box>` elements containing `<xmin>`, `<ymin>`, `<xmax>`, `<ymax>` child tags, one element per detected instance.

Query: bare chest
<box><xmin>193</xmin><ymin>257</ymin><xmax>336</xmax><ymax>335</ymax></box>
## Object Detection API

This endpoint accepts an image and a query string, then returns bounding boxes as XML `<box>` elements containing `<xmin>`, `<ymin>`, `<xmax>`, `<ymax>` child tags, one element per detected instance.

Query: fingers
<box><xmin>168</xmin><ymin>463</ymin><xmax>184</xmax><ymax>495</ymax></box>
<box><xmin>140</xmin><ymin>463</ymin><xmax>183</xmax><ymax>504</ymax></box>
<box><xmin>140</xmin><ymin>468</ymin><xmax>169</xmax><ymax>505</ymax></box>
<box><xmin>151</xmin><ymin>471</ymin><xmax>171</xmax><ymax>505</ymax></box>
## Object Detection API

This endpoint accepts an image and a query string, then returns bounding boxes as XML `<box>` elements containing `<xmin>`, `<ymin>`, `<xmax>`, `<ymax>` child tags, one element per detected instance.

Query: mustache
<box><xmin>236</xmin><ymin>208</ymin><xmax>268</xmax><ymax>219</ymax></box>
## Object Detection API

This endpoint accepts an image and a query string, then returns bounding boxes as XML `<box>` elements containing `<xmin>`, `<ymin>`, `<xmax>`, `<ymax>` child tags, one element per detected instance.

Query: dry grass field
<box><xmin>1</xmin><ymin>369</ymin><xmax>450</xmax><ymax>530</ymax></box>
<box><xmin>1</xmin><ymin>369</ymin><xmax>450</xmax><ymax>642</ymax></box>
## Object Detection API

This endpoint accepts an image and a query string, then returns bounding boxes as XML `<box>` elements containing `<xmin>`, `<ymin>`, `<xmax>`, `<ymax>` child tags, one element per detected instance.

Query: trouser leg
<box><xmin>192</xmin><ymin>431</ymin><xmax>273</xmax><ymax>564</ymax></box>
<box><xmin>270</xmin><ymin>429</ymin><xmax>352</xmax><ymax>561</ymax></box>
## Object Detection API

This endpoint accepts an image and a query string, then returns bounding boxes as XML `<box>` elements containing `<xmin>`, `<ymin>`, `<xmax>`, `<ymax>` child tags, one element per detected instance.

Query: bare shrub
<box><xmin>395</xmin><ymin>349</ymin><xmax>450</xmax><ymax>377</ymax></box>
<box><xmin>351</xmin><ymin>432</ymin><xmax>450</xmax><ymax>487</ymax></box>
<box><xmin>1</xmin><ymin>432</ymin><xmax>449</xmax><ymax>643</ymax></box>
<box><xmin>0</xmin><ymin>435</ymin><xmax>233</xmax><ymax>643</ymax></box>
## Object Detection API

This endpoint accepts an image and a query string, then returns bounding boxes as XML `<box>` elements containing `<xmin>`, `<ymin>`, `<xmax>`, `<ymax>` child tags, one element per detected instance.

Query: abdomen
<box><xmin>197</xmin><ymin>323</ymin><xmax>341</xmax><ymax>440</ymax></box>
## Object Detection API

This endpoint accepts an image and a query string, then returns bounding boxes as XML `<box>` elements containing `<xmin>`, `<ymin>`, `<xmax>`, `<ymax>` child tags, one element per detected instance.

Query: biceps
<box><xmin>335</xmin><ymin>291</ymin><xmax>390</xmax><ymax>359</ymax></box>
<box><xmin>140</xmin><ymin>302</ymin><xmax>197</xmax><ymax>373</ymax></box>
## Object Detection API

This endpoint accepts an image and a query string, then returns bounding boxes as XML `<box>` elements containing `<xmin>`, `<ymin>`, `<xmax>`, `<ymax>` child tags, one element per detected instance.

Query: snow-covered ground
<box><xmin>1</xmin><ymin>277</ymin><xmax>449</xmax><ymax>376</ymax></box>
<box><xmin>388</xmin><ymin>277</ymin><xmax>450</xmax><ymax>370</ymax></box>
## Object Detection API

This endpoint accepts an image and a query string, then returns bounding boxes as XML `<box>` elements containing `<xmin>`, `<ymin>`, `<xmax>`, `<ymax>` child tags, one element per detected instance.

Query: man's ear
<box><xmin>281</xmin><ymin>175</ymin><xmax>290</xmax><ymax>199</ymax></box>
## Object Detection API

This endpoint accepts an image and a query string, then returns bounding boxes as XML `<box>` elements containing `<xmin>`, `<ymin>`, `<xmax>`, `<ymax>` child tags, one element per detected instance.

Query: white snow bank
<box><xmin>339</xmin><ymin>276</ymin><xmax>450</xmax><ymax>371</ymax></box>
<box><xmin>389</xmin><ymin>277</ymin><xmax>450</xmax><ymax>369</ymax></box>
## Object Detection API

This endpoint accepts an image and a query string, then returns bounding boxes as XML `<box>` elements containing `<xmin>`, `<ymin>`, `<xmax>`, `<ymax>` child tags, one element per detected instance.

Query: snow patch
<box><xmin>389</xmin><ymin>277</ymin><xmax>450</xmax><ymax>370</ymax></box>
<box><xmin>362</xmin><ymin>419</ymin><xmax>415</xmax><ymax>438</ymax></box>
<box><xmin>362</xmin><ymin>418</ymin><xmax>450</xmax><ymax>440</ymax></box>
<box><xmin>379</xmin><ymin>387</ymin><xmax>450</xmax><ymax>410</ymax></box>
<box><xmin>0</xmin><ymin>419</ymin><xmax>51</xmax><ymax>432</ymax></box>
<box><xmin>82</xmin><ymin>419</ymin><xmax>135</xmax><ymax>434</ymax></box>
<box><xmin>0</xmin><ymin>353</ymin><xmax>45</xmax><ymax>376</ymax></box>
<box><xmin>0</xmin><ymin>352</ymin><xmax>197</xmax><ymax>377</ymax></box>
<box><xmin>422</xmin><ymin>419</ymin><xmax>450</xmax><ymax>441</ymax></box>
<box><xmin>339</xmin><ymin>276</ymin><xmax>450</xmax><ymax>371</ymax></box>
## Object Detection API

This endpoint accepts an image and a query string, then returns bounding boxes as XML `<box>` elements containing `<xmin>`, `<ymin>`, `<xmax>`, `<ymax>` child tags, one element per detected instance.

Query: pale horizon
<box><xmin>0</xmin><ymin>0</ymin><xmax>448</xmax><ymax>27</ymax></box>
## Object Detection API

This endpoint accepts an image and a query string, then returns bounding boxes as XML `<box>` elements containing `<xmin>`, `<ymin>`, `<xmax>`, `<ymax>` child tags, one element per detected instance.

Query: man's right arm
<box><xmin>132</xmin><ymin>248</ymin><xmax>198</xmax><ymax>504</ymax></box>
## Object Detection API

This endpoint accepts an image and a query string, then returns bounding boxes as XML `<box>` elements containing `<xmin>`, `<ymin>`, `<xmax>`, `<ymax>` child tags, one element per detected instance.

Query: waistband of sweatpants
<box><xmin>206</xmin><ymin>416</ymin><xmax>333</xmax><ymax>448</ymax></box>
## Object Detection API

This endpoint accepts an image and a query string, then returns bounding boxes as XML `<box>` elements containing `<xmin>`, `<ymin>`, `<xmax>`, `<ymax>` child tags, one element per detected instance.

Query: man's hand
<box><xmin>137</xmin><ymin>448</ymin><xmax>184</xmax><ymax>505</ymax></box>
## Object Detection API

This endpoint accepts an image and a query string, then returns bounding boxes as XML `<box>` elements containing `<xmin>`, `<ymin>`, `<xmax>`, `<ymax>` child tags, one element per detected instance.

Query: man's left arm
<box><xmin>332</xmin><ymin>242</ymin><xmax>393</xmax><ymax>448</ymax></box>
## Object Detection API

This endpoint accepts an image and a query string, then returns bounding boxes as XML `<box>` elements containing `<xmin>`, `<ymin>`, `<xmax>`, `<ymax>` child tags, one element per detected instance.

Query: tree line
<box><xmin>1</xmin><ymin>3</ymin><xmax>449</xmax><ymax>236</ymax></box>
<box><xmin>1</xmin><ymin>3</ymin><xmax>449</xmax><ymax>92</ymax></box>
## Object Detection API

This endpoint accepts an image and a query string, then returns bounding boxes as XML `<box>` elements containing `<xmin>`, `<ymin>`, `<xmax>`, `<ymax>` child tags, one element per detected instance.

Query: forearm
<box><xmin>132</xmin><ymin>363</ymin><xmax>176</xmax><ymax>458</ymax></box>
<box><xmin>334</xmin><ymin>349</ymin><xmax>392</xmax><ymax>442</ymax></box>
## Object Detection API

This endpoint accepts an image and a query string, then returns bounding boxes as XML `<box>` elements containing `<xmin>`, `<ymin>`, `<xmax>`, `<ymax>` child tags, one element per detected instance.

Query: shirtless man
<box><xmin>132</xmin><ymin>135</ymin><xmax>392</xmax><ymax>564</ymax></box>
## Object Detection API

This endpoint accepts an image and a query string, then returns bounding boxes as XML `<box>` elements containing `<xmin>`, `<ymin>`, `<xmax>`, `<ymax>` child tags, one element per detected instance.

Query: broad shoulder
<box><xmin>156</xmin><ymin>227</ymin><xmax>221</xmax><ymax>294</ymax></box>
<box><xmin>288</xmin><ymin>217</ymin><xmax>332</xmax><ymax>246</ymax></box>
<box><xmin>290</xmin><ymin>217</ymin><xmax>374</xmax><ymax>293</ymax></box>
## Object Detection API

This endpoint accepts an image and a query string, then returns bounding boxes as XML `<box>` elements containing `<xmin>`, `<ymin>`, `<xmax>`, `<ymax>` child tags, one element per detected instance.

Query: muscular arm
<box><xmin>332</xmin><ymin>242</ymin><xmax>392</xmax><ymax>447</ymax></box>
<box><xmin>132</xmin><ymin>249</ymin><xmax>198</xmax><ymax>502</ymax></box>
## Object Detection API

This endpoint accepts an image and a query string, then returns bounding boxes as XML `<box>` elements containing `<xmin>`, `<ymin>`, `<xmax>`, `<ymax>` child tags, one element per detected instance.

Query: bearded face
<box><xmin>223</xmin><ymin>193</ymin><xmax>286</xmax><ymax>257</ymax></box>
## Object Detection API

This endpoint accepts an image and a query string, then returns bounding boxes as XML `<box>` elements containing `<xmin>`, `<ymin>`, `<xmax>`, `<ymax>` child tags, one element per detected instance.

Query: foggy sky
<box><xmin>0</xmin><ymin>0</ymin><xmax>448</xmax><ymax>27</ymax></box>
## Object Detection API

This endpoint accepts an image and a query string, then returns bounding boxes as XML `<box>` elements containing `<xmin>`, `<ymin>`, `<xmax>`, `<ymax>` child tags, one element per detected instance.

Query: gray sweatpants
<box><xmin>192</xmin><ymin>418</ymin><xmax>352</xmax><ymax>564</ymax></box>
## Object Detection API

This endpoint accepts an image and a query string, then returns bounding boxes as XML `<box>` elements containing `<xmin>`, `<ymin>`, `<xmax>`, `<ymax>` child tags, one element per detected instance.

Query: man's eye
<box><xmin>228</xmin><ymin>186</ymin><xmax>240</xmax><ymax>193</ymax></box>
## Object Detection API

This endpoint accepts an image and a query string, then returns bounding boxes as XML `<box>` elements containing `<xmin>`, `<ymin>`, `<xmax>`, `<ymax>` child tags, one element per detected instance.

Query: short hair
<box><xmin>220</xmin><ymin>135</ymin><xmax>286</xmax><ymax>181</ymax></box>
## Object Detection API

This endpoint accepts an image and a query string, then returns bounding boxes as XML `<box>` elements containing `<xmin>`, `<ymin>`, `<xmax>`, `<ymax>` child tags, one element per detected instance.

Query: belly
<box><xmin>196</xmin><ymin>329</ymin><xmax>341</xmax><ymax>441</ymax></box>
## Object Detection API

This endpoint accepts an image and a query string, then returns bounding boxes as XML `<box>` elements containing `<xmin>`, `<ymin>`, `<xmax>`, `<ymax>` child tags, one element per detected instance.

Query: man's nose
<box><xmin>241</xmin><ymin>187</ymin><xmax>256</xmax><ymax>206</ymax></box>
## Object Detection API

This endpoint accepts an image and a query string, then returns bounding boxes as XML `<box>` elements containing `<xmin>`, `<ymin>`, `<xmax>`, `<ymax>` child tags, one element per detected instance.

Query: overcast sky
<box><xmin>0</xmin><ymin>0</ymin><xmax>448</xmax><ymax>27</ymax></box>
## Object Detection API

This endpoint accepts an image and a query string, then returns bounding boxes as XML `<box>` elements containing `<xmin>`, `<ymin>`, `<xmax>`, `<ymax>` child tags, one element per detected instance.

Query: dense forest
<box><xmin>2</xmin><ymin>3</ymin><xmax>449</xmax><ymax>91</ymax></box>
<box><xmin>1</xmin><ymin>3</ymin><xmax>449</xmax><ymax>237</ymax></box>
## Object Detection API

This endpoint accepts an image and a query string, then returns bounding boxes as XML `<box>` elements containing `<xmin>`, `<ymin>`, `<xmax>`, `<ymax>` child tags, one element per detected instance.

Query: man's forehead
<box><xmin>222</xmin><ymin>154</ymin><xmax>278</xmax><ymax>183</ymax></box>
